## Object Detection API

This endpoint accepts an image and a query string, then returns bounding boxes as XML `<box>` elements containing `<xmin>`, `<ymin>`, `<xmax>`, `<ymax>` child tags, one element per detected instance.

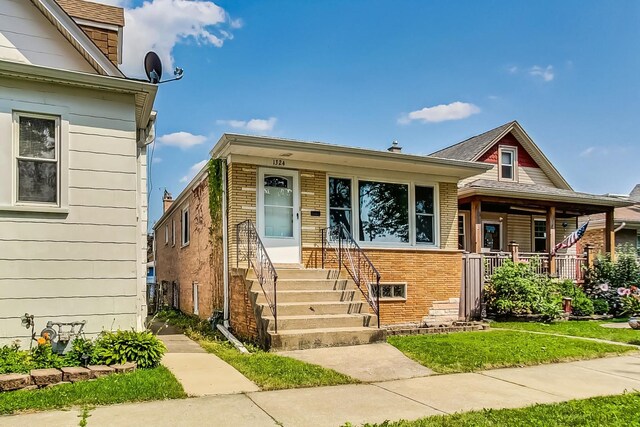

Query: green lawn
<box><xmin>387</xmin><ymin>330</ymin><xmax>634</xmax><ymax>373</ymax></box>
<box><xmin>0</xmin><ymin>366</ymin><xmax>185</xmax><ymax>415</ymax></box>
<box><xmin>492</xmin><ymin>319</ymin><xmax>640</xmax><ymax>345</ymax></box>
<box><xmin>348</xmin><ymin>392</ymin><xmax>640</xmax><ymax>427</ymax></box>
<box><xmin>155</xmin><ymin>309</ymin><xmax>357</xmax><ymax>390</ymax></box>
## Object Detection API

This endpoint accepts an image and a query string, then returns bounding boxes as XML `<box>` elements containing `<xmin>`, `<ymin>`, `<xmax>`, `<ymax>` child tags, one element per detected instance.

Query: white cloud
<box><xmin>180</xmin><ymin>159</ymin><xmax>208</xmax><ymax>183</ymax></box>
<box><xmin>529</xmin><ymin>65</ymin><xmax>554</xmax><ymax>82</ymax></box>
<box><xmin>216</xmin><ymin>117</ymin><xmax>277</xmax><ymax>133</ymax></box>
<box><xmin>152</xmin><ymin>156</ymin><xmax>162</xmax><ymax>164</ymax></box>
<box><xmin>399</xmin><ymin>102</ymin><xmax>480</xmax><ymax>124</ymax></box>
<box><xmin>580</xmin><ymin>147</ymin><xmax>596</xmax><ymax>157</ymax></box>
<box><xmin>507</xmin><ymin>66</ymin><xmax>518</xmax><ymax>74</ymax></box>
<box><xmin>157</xmin><ymin>131</ymin><xmax>207</xmax><ymax>149</ymax></box>
<box><xmin>108</xmin><ymin>0</ymin><xmax>239</xmax><ymax>77</ymax></box>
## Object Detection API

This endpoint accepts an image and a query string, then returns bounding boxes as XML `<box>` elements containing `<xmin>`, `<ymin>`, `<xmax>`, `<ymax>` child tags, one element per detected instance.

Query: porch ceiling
<box><xmin>459</xmin><ymin>179</ymin><xmax>633</xmax><ymax>215</ymax></box>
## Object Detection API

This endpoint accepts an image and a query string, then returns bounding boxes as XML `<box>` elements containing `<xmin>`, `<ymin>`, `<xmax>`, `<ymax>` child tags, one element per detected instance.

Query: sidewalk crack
<box><xmin>245</xmin><ymin>393</ymin><xmax>285</xmax><ymax>426</ymax></box>
<box><xmin>371</xmin><ymin>383</ymin><xmax>449</xmax><ymax>415</ymax></box>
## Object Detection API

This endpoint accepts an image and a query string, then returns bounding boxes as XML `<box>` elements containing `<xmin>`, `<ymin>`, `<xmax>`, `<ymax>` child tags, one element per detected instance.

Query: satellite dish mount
<box><xmin>144</xmin><ymin>51</ymin><xmax>184</xmax><ymax>84</ymax></box>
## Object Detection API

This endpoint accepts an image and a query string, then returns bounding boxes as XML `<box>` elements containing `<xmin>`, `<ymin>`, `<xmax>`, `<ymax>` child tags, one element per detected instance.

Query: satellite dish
<box><xmin>144</xmin><ymin>51</ymin><xmax>162</xmax><ymax>84</ymax></box>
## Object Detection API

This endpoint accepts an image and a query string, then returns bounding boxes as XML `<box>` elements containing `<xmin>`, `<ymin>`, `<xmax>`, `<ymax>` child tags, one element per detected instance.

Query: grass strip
<box><xmin>387</xmin><ymin>329</ymin><xmax>634</xmax><ymax>373</ymax></box>
<box><xmin>0</xmin><ymin>366</ymin><xmax>185</xmax><ymax>415</ymax></box>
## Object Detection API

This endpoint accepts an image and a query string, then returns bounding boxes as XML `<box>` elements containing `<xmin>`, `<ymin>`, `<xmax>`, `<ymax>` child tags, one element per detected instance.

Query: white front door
<box><xmin>258</xmin><ymin>168</ymin><xmax>301</xmax><ymax>264</ymax></box>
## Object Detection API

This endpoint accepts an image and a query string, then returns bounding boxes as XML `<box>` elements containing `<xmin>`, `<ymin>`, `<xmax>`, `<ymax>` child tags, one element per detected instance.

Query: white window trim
<box><xmin>458</xmin><ymin>213</ymin><xmax>467</xmax><ymax>251</ymax></box>
<box><xmin>164</xmin><ymin>224</ymin><xmax>169</xmax><ymax>245</ymax></box>
<box><xmin>181</xmin><ymin>205</ymin><xmax>190</xmax><ymax>247</ymax></box>
<box><xmin>498</xmin><ymin>146</ymin><xmax>517</xmax><ymax>182</ymax></box>
<box><xmin>12</xmin><ymin>112</ymin><xmax>63</xmax><ymax>208</ymax></box>
<box><xmin>533</xmin><ymin>218</ymin><xmax>547</xmax><ymax>252</ymax></box>
<box><xmin>378</xmin><ymin>282</ymin><xmax>408</xmax><ymax>301</ymax></box>
<box><xmin>192</xmin><ymin>282</ymin><xmax>199</xmax><ymax>315</ymax></box>
<box><xmin>171</xmin><ymin>219</ymin><xmax>176</xmax><ymax>247</ymax></box>
<box><xmin>325</xmin><ymin>174</ymin><xmax>440</xmax><ymax>249</ymax></box>
<box><xmin>481</xmin><ymin>220</ymin><xmax>503</xmax><ymax>251</ymax></box>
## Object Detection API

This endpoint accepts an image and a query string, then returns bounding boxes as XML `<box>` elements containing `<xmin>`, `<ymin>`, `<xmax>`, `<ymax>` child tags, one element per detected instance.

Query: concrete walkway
<box><xmin>278</xmin><ymin>342</ymin><xmax>433</xmax><ymax>381</ymax></box>
<box><xmin>3</xmin><ymin>354</ymin><xmax>639</xmax><ymax>427</ymax></box>
<box><xmin>154</xmin><ymin>322</ymin><xmax>259</xmax><ymax>397</ymax></box>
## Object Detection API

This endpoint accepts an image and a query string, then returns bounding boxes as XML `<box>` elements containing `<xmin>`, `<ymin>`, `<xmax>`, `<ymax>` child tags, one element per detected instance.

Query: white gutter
<box><xmin>222</xmin><ymin>159</ymin><xmax>230</xmax><ymax>327</ymax></box>
<box><xmin>614</xmin><ymin>222</ymin><xmax>627</xmax><ymax>233</ymax></box>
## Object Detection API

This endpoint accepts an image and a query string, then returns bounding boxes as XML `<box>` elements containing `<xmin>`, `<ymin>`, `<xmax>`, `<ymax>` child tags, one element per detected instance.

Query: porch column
<box><xmin>605</xmin><ymin>208</ymin><xmax>615</xmax><ymax>259</ymax></box>
<box><xmin>470</xmin><ymin>199</ymin><xmax>481</xmax><ymax>253</ymax></box>
<box><xmin>546</xmin><ymin>207</ymin><xmax>556</xmax><ymax>276</ymax></box>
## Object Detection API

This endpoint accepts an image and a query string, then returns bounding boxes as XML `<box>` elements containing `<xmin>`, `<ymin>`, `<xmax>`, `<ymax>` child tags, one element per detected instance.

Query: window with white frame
<box><xmin>374</xmin><ymin>283</ymin><xmax>407</xmax><ymax>300</ymax></box>
<box><xmin>192</xmin><ymin>282</ymin><xmax>199</xmax><ymax>315</ymax></box>
<box><xmin>499</xmin><ymin>146</ymin><xmax>516</xmax><ymax>181</ymax></box>
<box><xmin>171</xmin><ymin>219</ymin><xmax>176</xmax><ymax>247</ymax></box>
<box><xmin>328</xmin><ymin>177</ymin><xmax>353</xmax><ymax>234</ymax></box>
<box><xmin>181</xmin><ymin>207</ymin><xmax>190</xmax><ymax>246</ymax></box>
<box><xmin>415</xmin><ymin>186</ymin><xmax>435</xmax><ymax>244</ymax></box>
<box><xmin>328</xmin><ymin>176</ymin><xmax>438</xmax><ymax>247</ymax></box>
<box><xmin>458</xmin><ymin>215</ymin><xmax>466</xmax><ymax>250</ymax></box>
<box><xmin>15</xmin><ymin>113</ymin><xmax>60</xmax><ymax>204</ymax></box>
<box><xmin>164</xmin><ymin>224</ymin><xmax>169</xmax><ymax>245</ymax></box>
<box><xmin>534</xmin><ymin>219</ymin><xmax>547</xmax><ymax>252</ymax></box>
<box><xmin>359</xmin><ymin>180</ymin><xmax>409</xmax><ymax>243</ymax></box>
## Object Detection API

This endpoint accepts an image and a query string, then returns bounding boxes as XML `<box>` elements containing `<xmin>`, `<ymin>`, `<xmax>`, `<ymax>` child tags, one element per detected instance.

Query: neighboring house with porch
<box><xmin>581</xmin><ymin>185</ymin><xmax>640</xmax><ymax>255</ymax></box>
<box><xmin>430</xmin><ymin>121</ymin><xmax>631</xmax><ymax>280</ymax></box>
<box><xmin>0</xmin><ymin>0</ymin><xmax>157</xmax><ymax>346</ymax></box>
<box><xmin>154</xmin><ymin>134</ymin><xmax>490</xmax><ymax>350</ymax></box>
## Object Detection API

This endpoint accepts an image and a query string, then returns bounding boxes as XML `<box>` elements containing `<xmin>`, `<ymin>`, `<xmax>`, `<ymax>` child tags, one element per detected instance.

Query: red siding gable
<box><xmin>476</xmin><ymin>132</ymin><xmax>539</xmax><ymax>168</ymax></box>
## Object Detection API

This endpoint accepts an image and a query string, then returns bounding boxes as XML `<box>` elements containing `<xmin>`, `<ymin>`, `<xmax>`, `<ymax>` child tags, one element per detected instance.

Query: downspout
<box><xmin>614</xmin><ymin>222</ymin><xmax>626</xmax><ymax>233</ymax></box>
<box><xmin>221</xmin><ymin>159</ymin><xmax>230</xmax><ymax>327</ymax></box>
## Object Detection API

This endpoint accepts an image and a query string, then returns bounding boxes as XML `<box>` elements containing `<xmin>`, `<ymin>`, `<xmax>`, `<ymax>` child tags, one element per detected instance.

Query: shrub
<box><xmin>93</xmin><ymin>330</ymin><xmax>166</xmax><ymax>368</ymax></box>
<box><xmin>557</xmin><ymin>279</ymin><xmax>595</xmax><ymax>317</ymax></box>
<box><xmin>620</xmin><ymin>293</ymin><xmax>640</xmax><ymax>317</ymax></box>
<box><xmin>592</xmin><ymin>298</ymin><xmax>610</xmax><ymax>315</ymax></box>
<box><xmin>64</xmin><ymin>337</ymin><xmax>96</xmax><ymax>366</ymax></box>
<box><xmin>484</xmin><ymin>260</ymin><xmax>561</xmax><ymax>320</ymax></box>
<box><xmin>0</xmin><ymin>342</ymin><xmax>33</xmax><ymax>374</ymax></box>
<box><xmin>31</xmin><ymin>343</ymin><xmax>70</xmax><ymax>369</ymax></box>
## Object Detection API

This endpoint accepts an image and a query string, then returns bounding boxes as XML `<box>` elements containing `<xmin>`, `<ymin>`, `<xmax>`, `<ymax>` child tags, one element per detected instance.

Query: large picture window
<box><xmin>328</xmin><ymin>177</ymin><xmax>352</xmax><ymax>234</ymax></box>
<box><xmin>358</xmin><ymin>181</ymin><xmax>409</xmax><ymax>243</ymax></box>
<box><xmin>16</xmin><ymin>114</ymin><xmax>59</xmax><ymax>204</ymax></box>
<box><xmin>415</xmin><ymin>186</ymin><xmax>435</xmax><ymax>244</ymax></box>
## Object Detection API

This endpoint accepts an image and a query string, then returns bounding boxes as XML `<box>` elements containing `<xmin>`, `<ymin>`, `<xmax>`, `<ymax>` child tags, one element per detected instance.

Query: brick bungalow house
<box><xmin>430</xmin><ymin>121</ymin><xmax>631</xmax><ymax>279</ymax></box>
<box><xmin>581</xmin><ymin>185</ymin><xmax>640</xmax><ymax>255</ymax></box>
<box><xmin>154</xmin><ymin>134</ymin><xmax>490</xmax><ymax>349</ymax></box>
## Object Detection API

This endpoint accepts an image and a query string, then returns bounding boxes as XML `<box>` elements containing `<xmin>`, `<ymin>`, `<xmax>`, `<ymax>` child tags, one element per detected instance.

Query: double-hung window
<box><xmin>328</xmin><ymin>177</ymin><xmax>353</xmax><ymax>235</ymax></box>
<box><xmin>171</xmin><ymin>219</ymin><xmax>176</xmax><ymax>247</ymax></box>
<box><xmin>181</xmin><ymin>207</ymin><xmax>190</xmax><ymax>246</ymax></box>
<box><xmin>499</xmin><ymin>146</ymin><xmax>516</xmax><ymax>181</ymax></box>
<box><xmin>458</xmin><ymin>215</ymin><xmax>466</xmax><ymax>250</ymax></box>
<box><xmin>15</xmin><ymin>113</ymin><xmax>60</xmax><ymax>204</ymax></box>
<box><xmin>534</xmin><ymin>219</ymin><xmax>547</xmax><ymax>252</ymax></box>
<box><xmin>164</xmin><ymin>224</ymin><xmax>169</xmax><ymax>245</ymax></box>
<box><xmin>415</xmin><ymin>186</ymin><xmax>435</xmax><ymax>244</ymax></box>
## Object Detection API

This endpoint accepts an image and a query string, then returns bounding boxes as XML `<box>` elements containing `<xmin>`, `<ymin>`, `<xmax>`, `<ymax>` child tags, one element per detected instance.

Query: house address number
<box><xmin>272</xmin><ymin>159</ymin><xmax>286</xmax><ymax>166</ymax></box>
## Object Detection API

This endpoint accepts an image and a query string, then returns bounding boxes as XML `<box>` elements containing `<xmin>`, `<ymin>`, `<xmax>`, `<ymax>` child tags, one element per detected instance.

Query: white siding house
<box><xmin>0</xmin><ymin>0</ymin><xmax>157</xmax><ymax>346</ymax></box>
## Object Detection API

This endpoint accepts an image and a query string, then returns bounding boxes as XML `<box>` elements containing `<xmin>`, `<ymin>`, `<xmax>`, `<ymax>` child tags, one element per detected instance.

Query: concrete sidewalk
<box><xmin>155</xmin><ymin>323</ymin><xmax>259</xmax><ymax>397</ymax></box>
<box><xmin>2</xmin><ymin>354</ymin><xmax>639</xmax><ymax>427</ymax></box>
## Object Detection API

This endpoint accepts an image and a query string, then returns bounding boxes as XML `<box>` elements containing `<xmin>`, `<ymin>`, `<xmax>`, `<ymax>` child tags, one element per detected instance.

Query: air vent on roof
<box><xmin>388</xmin><ymin>140</ymin><xmax>402</xmax><ymax>153</ymax></box>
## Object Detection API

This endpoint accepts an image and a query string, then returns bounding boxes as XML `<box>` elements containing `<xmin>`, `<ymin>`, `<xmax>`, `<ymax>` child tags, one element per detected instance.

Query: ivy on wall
<box><xmin>208</xmin><ymin>158</ymin><xmax>223</xmax><ymax>231</ymax></box>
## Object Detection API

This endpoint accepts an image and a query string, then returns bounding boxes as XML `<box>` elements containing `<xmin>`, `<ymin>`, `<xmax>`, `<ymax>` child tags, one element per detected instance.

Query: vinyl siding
<box><xmin>507</xmin><ymin>214</ymin><xmax>533</xmax><ymax>252</ymax></box>
<box><xmin>0</xmin><ymin>75</ymin><xmax>143</xmax><ymax>346</ymax></box>
<box><xmin>0</xmin><ymin>0</ymin><xmax>95</xmax><ymax>73</ymax></box>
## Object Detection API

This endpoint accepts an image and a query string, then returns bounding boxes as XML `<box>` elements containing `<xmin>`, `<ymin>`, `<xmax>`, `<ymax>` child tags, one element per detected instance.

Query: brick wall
<box><xmin>228</xmin><ymin>269</ymin><xmax>259</xmax><ymax>342</ymax></box>
<box><xmin>301</xmin><ymin>170</ymin><xmax>327</xmax><ymax>247</ymax></box>
<box><xmin>155</xmin><ymin>177</ymin><xmax>224</xmax><ymax>319</ymax></box>
<box><xmin>439</xmin><ymin>182</ymin><xmax>459</xmax><ymax>250</ymax></box>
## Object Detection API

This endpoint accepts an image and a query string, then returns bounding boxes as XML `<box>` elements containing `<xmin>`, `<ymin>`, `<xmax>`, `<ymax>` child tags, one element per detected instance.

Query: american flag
<box><xmin>552</xmin><ymin>220</ymin><xmax>589</xmax><ymax>255</ymax></box>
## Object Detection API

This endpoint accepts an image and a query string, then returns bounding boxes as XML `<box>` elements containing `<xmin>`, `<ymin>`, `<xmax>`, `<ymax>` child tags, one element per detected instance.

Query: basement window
<box><xmin>375</xmin><ymin>283</ymin><xmax>407</xmax><ymax>300</ymax></box>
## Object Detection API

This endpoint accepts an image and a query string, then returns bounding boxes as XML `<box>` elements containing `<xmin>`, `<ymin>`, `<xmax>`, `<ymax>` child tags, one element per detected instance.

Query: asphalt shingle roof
<box><xmin>430</xmin><ymin>121</ymin><xmax>515</xmax><ymax>160</ymax></box>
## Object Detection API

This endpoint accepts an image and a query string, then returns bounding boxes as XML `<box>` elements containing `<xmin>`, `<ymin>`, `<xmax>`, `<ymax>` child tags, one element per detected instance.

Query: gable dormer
<box><xmin>430</xmin><ymin>121</ymin><xmax>571</xmax><ymax>190</ymax></box>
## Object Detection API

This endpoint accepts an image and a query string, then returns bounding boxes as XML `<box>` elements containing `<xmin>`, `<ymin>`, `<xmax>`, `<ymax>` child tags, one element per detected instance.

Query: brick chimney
<box><xmin>56</xmin><ymin>0</ymin><xmax>125</xmax><ymax>65</ymax></box>
<box><xmin>387</xmin><ymin>140</ymin><xmax>402</xmax><ymax>153</ymax></box>
<box><xmin>163</xmin><ymin>190</ymin><xmax>173</xmax><ymax>213</ymax></box>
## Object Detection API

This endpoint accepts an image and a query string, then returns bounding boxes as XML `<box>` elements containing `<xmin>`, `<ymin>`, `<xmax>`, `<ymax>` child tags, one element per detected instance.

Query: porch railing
<box><xmin>482</xmin><ymin>252</ymin><xmax>511</xmax><ymax>280</ymax></box>
<box><xmin>236</xmin><ymin>220</ymin><xmax>278</xmax><ymax>333</ymax></box>
<box><xmin>518</xmin><ymin>252</ymin><xmax>550</xmax><ymax>276</ymax></box>
<box><xmin>321</xmin><ymin>223</ymin><xmax>381</xmax><ymax>328</ymax></box>
<box><xmin>482</xmin><ymin>250</ymin><xmax>587</xmax><ymax>283</ymax></box>
<box><xmin>556</xmin><ymin>253</ymin><xmax>587</xmax><ymax>282</ymax></box>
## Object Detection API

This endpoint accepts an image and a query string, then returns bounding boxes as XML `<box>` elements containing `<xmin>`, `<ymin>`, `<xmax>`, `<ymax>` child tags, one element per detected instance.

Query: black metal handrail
<box><xmin>321</xmin><ymin>223</ymin><xmax>381</xmax><ymax>328</ymax></box>
<box><xmin>236</xmin><ymin>220</ymin><xmax>278</xmax><ymax>333</ymax></box>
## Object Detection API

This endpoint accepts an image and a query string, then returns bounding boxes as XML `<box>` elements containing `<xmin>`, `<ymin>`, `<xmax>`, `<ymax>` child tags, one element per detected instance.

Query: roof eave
<box><xmin>153</xmin><ymin>165</ymin><xmax>209</xmax><ymax>230</ymax></box>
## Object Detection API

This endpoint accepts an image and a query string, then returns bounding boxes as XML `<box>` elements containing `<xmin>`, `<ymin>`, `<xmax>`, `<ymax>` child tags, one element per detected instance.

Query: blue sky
<box><xmin>107</xmin><ymin>0</ymin><xmax>640</xmax><ymax>227</ymax></box>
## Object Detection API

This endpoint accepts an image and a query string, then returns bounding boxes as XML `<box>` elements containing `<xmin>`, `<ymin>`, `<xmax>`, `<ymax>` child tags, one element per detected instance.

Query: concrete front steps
<box><xmin>422</xmin><ymin>298</ymin><xmax>461</xmax><ymax>326</ymax></box>
<box><xmin>247</xmin><ymin>269</ymin><xmax>384</xmax><ymax>351</ymax></box>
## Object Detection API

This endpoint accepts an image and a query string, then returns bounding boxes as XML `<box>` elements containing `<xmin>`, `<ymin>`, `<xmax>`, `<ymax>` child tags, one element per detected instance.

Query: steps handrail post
<box><xmin>338</xmin><ymin>230</ymin><xmax>342</xmax><ymax>273</ymax></box>
<box><xmin>273</xmin><ymin>276</ymin><xmax>278</xmax><ymax>334</ymax></box>
<box><xmin>321</xmin><ymin>228</ymin><xmax>325</xmax><ymax>269</ymax></box>
<box><xmin>376</xmin><ymin>274</ymin><xmax>380</xmax><ymax>328</ymax></box>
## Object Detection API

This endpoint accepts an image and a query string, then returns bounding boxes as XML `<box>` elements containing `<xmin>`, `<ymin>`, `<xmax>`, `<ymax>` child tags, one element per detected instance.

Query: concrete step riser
<box><xmin>431</xmin><ymin>303</ymin><xmax>459</xmax><ymax>310</ymax></box>
<box><xmin>429</xmin><ymin>309</ymin><xmax>459</xmax><ymax>316</ymax></box>
<box><xmin>269</xmin><ymin>329</ymin><xmax>385</xmax><ymax>351</ymax></box>
<box><xmin>249</xmin><ymin>280</ymin><xmax>351</xmax><ymax>292</ymax></box>
<box><xmin>248</xmin><ymin>270</ymin><xmax>339</xmax><ymax>280</ymax></box>
<box><xmin>261</xmin><ymin>302</ymin><xmax>366</xmax><ymax>316</ymax></box>
<box><xmin>254</xmin><ymin>290</ymin><xmax>357</xmax><ymax>303</ymax></box>
<box><xmin>263</xmin><ymin>315</ymin><xmax>377</xmax><ymax>331</ymax></box>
